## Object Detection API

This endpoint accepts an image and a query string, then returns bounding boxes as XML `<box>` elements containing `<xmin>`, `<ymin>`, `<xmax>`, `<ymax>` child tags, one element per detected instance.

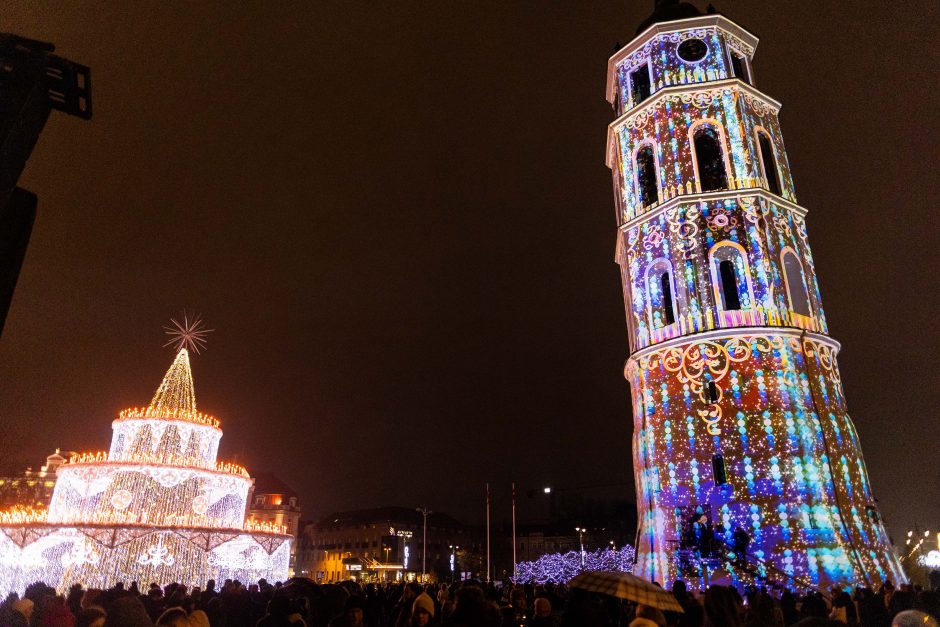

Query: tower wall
<box><xmin>607</xmin><ymin>13</ymin><xmax>905</xmax><ymax>589</ymax></box>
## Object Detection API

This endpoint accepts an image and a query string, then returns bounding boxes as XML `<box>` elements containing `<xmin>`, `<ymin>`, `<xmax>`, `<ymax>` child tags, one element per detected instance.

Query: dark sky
<box><xmin>0</xmin><ymin>1</ymin><xmax>937</xmax><ymax>541</ymax></box>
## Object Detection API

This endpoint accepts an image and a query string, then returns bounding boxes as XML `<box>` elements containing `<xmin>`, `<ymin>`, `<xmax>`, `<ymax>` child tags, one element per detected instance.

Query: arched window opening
<box><xmin>710</xmin><ymin>243</ymin><xmax>753</xmax><ymax>312</ymax></box>
<box><xmin>718</xmin><ymin>260</ymin><xmax>741</xmax><ymax>310</ymax></box>
<box><xmin>693</xmin><ymin>126</ymin><xmax>728</xmax><ymax>192</ymax></box>
<box><xmin>636</xmin><ymin>145</ymin><xmax>659</xmax><ymax>208</ymax></box>
<box><xmin>712</xmin><ymin>454</ymin><xmax>728</xmax><ymax>485</ymax></box>
<box><xmin>757</xmin><ymin>132</ymin><xmax>782</xmax><ymax>195</ymax></box>
<box><xmin>630</xmin><ymin>63</ymin><xmax>651</xmax><ymax>105</ymax></box>
<box><xmin>782</xmin><ymin>250</ymin><xmax>811</xmax><ymax>317</ymax></box>
<box><xmin>660</xmin><ymin>272</ymin><xmax>675</xmax><ymax>325</ymax></box>
<box><xmin>647</xmin><ymin>260</ymin><xmax>677</xmax><ymax>329</ymax></box>
<box><xmin>729</xmin><ymin>51</ymin><xmax>750</xmax><ymax>85</ymax></box>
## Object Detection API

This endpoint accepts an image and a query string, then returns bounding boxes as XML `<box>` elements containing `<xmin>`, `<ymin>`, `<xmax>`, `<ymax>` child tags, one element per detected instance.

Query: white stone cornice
<box><xmin>606</xmin><ymin>14</ymin><xmax>760</xmax><ymax>104</ymax></box>
<box><xmin>616</xmin><ymin>188</ymin><xmax>807</xmax><ymax>234</ymax></box>
<box><xmin>624</xmin><ymin>327</ymin><xmax>840</xmax><ymax>368</ymax></box>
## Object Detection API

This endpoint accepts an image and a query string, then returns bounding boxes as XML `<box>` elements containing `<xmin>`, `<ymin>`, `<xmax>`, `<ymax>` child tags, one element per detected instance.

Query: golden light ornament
<box><xmin>0</xmin><ymin>323</ymin><xmax>291</xmax><ymax>596</ymax></box>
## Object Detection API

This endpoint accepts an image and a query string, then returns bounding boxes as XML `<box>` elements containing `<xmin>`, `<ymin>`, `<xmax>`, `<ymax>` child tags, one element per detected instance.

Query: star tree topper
<box><xmin>163</xmin><ymin>313</ymin><xmax>213</xmax><ymax>355</ymax></box>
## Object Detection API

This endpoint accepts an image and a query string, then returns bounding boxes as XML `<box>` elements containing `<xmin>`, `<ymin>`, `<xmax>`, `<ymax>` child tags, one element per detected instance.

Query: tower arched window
<box><xmin>757</xmin><ymin>131</ymin><xmax>782</xmax><ymax>196</ymax></box>
<box><xmin>710</xmin><ymin>243</ymin><xmax>753</xmax><ymax>311</ymax></box>
<box><xmin>782</xmin><ymin>248</ymin><xmax>811</xmax><ymax>317</ymax></box>
<box><xmin>647</xmin><ymin>260</ymin><xmax>677</xmax><ymax>328</ymax></box>
<box><xmin>692</xmin><ymin>126</ymin><xmax>728</xmax><ymax>192</ymax></box>
<box><xmin>636</xmin><ymin>145</ymin><xmax>659</xmax><ymax>208</ymax></box>
<box><xmin>630</xmin><ymin>62</ymin><xmax>652</xmax><ymax>105</ymax></box>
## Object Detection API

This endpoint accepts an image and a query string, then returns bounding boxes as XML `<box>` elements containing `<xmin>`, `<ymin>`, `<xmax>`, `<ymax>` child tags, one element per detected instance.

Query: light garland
<box><xmin>244</xmin><ymin>518</ymin><xmax>288</xmax><ymax>535</ymax></box>
<box><xmin>607</xmin><ymin>16</ymin><xmax>906</xmax><ymax>589</ymax></box>
<box><xmin>0</xmin><ymin>506</ymin><xmax>48</xmax><ymax>525</ymax></box>
<box><xmin>0</xmin><ymin>346</ymin><xmax>291</xmax><ymax>596</ymax></box>
<box><xmin>512</xmin><ymin>546</ymin><xmax>636</xmax><ymax>584</ymax></box>
<box><xmin>118</xmin><ymin>407</ymin><xmax>220</xmax><ymax>429</ymax></box>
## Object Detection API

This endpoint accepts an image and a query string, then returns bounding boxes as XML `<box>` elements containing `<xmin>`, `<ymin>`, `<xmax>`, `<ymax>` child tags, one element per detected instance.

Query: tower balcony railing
<box><xmin>626</xmin><ymin>175</ymin><xmax>786</xmax><ymax>223</ymax></box>
<box><xmin>619</xmin><ymin>66</ymin><xmax>742</xmax><ymax>115</ymax></box>
<box><xmin>641</xmin><ymin>305</ymin><xmax>822</xmax><ymax>351</ymax></box>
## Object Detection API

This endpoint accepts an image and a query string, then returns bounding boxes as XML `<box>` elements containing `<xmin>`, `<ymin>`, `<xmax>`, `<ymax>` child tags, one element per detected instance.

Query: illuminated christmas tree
<box><xmin>606</xmin><ymin>2</ymin><xmax>905</xmax><ymax>588</ymax></box>
<box><xmin>0</xmin><ymin>319</ymin><xmax>291</xmax><ymax>594</ymax></box>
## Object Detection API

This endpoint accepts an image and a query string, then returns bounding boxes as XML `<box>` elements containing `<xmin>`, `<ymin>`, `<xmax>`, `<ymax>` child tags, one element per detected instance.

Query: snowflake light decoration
<box><xmin>163</xmin><ymin>313</ymin><xmax>213</xmax><ymax>354</ymax></box>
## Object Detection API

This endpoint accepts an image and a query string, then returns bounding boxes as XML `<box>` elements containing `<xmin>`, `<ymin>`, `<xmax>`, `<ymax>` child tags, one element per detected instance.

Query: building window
<box><xmin>712</xmin><ymin>455</ymin><xmax>728</xmax><ymax>485</ymax></box>
<box><xmin>729</xmin><ymin>51</ymin><xmax>749</xmax><ymax>85</ymax></box>
<box><xmin>718</xmin><ymin>261</ymin><xmax>741</xmax><ymax>310</ymax></box>
<box><xmin>782</xmin><ymin>249</ymin><xmax>811</xmax><ymax>316</ymax></box>
<box><xmin>647</xmin><ymin>260</ymin><xmax>677</xmax><ymax>328</ymax></box>
<box><xmin>630</xmin><ymin>63</ymin><xmax>651</xmax><ymax>105</ymax></box>
<box><xmin>757</xmin><ymin>131</ymin><xmax>781</xmax><ymax>195</ymax></box>
<box><xmin>707</xmin><ymin>380</ymin><xmax>719</xmax><ymax>403</ymax></box>
<box><xmin>693</xmin><ymin>126</ymin><xmax>728</xmax><ymax>192</ymax></box>
<box><xmin>710</xmin><ymin>243</ymin><xmax>752</xmax><ymax>311</ymax></box>
<box><xmin>636</xmin><ymin>145</ymin><xmax>659</xmax><ymax>208</ymax></box>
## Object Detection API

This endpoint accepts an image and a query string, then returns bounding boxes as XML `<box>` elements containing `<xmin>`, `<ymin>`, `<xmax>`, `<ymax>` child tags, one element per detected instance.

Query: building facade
<box><xmin>0</xmin><ymin>450</ymin><xmax>71</xmax><ymax>509</ymax></box>
<box><xmin>606</xmin><ymin>1</ymin><xmax>906</xmax><ymax>589</ymax></box>
<box><xmin>296</xmin><ymin>507</ymin><xmax>467</xmax><ymax>583</ymax></box>
<box><xmin>247</xmin><ymin>473</ymin><xmax>302</xmax><ymax>572</ymax></box>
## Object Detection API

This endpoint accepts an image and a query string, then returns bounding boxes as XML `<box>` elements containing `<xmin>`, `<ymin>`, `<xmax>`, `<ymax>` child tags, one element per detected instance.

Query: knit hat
<box><xmin>412</xmin><ymin>592</ymin><xmax>435</xmax><ymax>618</ymax></box>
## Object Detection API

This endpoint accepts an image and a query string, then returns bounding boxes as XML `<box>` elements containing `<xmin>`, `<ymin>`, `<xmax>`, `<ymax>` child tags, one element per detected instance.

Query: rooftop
<box><xmin>316</xmin><ymin>506</ymin><xmax>463</xmax><ymax>530</ymax></box>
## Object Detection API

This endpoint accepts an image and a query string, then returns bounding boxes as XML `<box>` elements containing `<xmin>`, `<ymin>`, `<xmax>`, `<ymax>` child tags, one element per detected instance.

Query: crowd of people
<box><xmin>0</xmin><ymin>576</ymin><xmax>938</xmax><ymax>627</ymax></box>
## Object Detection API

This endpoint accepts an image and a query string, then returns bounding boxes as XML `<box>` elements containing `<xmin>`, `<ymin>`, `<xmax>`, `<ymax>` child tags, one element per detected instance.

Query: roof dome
<box><xmin>635</xmin><ymin>0</ymin><xmax>705</xmax><ymax>34</ymax></box>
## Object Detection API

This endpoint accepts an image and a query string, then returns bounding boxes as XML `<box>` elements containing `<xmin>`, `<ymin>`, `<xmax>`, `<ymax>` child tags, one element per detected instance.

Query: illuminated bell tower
<box><xmin>606</xmin><ymin>1</ymin><xmax>905</xmax><ymax>588</ymax></box>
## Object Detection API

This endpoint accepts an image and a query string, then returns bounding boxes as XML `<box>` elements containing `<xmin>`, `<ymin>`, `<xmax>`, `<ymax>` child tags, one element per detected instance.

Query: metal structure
<box><xmin>0</xmin><ymin>33</ymin><xmax>91</xmax><ymax>336</ymax></box>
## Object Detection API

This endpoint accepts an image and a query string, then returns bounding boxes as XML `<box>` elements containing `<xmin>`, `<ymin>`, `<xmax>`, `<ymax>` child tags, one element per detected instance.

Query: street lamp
<box><xmin>543</xmin><ymin>487</ymin><xmax>552</xmax><ymax>494</ymax></box>
<box><xmin>416</xmin><ymin>507</ymin><xmax>432</xmax><ymax>582</ymax></box>
<box><xmin>575</xmin><ymin>527</ymin><xmax>586</xmax><ymax>567</ymax></box>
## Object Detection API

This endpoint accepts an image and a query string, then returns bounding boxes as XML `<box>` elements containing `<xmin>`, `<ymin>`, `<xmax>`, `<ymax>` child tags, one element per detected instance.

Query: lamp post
<box><xmin>575</xmin><ymin>527</ymin><xmax>586</xmax><ymax>567</ymax></box>
<box><xmin>416</xmin><ymin>507</ymin><xmax>432</xmax><ymax>582</ymax></box>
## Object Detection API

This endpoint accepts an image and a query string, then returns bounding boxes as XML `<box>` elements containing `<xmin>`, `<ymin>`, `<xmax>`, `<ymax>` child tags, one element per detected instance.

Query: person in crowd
<box><xmin>732</xmin><ymin>527</ymin><xmax>750</xmax><ymax>566</ymax></box>
<box><xmin>10</xmin><ymin>598</ymin><xmax>34</xmax><ymax>627</ymax></box>
<box><xmin>892</xmin><ymin>610</ymin><xmax>938</xmax><ymax>627</ymax></box>
<box><xmin>74</xmin><ymin>606</ymin><xmax>106</xmax><ymax>627</ymax></box>
<box><xmin>703</xmin><ymin>585</ymin><xmax>743</xmax><ymax>627</ymax></box>
<box><xmin>629</xmin><ymin>603</ymin><xmax>666</xmax><ymax>627</ymax></box>
<box><xmin>332</xmin><ymin>595</ymin><xmax>366</xmax><ymax>627</ymax></box>
<box><xmin>529</xmin><ymin>597</ymin><xmax>554</xmax><ymax>627</ymax></box>
<box><xmin>409</xmin><ymin>592</ymin><xmax>435</xmax><ymax>626</ymax></box>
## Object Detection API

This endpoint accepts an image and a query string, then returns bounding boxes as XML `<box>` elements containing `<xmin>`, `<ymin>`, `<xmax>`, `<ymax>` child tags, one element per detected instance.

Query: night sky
<box><xmin>0</xmin><ymin>1</ymin><xmax>937</xmax><ymax>542</ymax></box>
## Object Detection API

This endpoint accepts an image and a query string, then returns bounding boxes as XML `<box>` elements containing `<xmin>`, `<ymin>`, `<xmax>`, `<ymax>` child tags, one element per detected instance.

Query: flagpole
<box><xmin>485</xmin><ymin>482</ymin><xmax>491</xmax><ymax>583</ymax></box>
<box><xmin>512</xmin><ymin>482</ymin><xmax>517</xmax><ymax>580</ymax></box>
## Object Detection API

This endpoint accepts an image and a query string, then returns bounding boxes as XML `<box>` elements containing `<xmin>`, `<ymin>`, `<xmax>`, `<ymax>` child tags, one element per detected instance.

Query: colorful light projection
<box><xmin>0</xmin><ymin>348</ymin><xmax>291</xmax><ymax>596</ymax></box>
<box><xmin>512</xmin><ymin>546</ymin><xmax>636</xmax><ymax>585</ymax></box>
<box><xmin>607</xmin><ymin>15</ymin><xmax>906</xmax><ymax>589</ymax></box>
